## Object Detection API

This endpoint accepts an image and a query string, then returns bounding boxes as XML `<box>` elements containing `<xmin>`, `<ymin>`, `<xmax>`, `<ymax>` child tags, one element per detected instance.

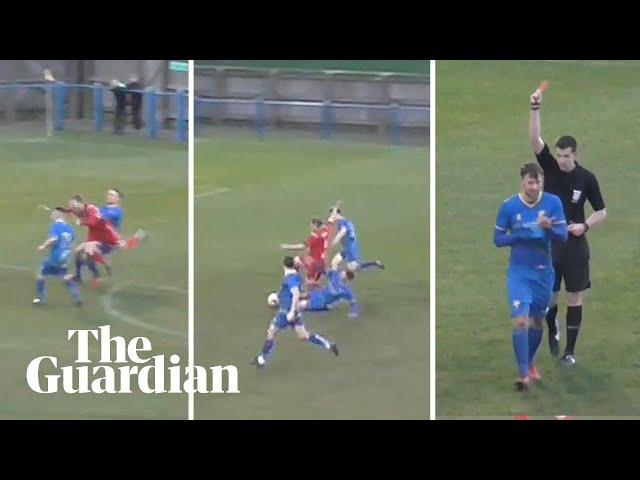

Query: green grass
<box><xmin>195</xmin><ymin>134</ymin><xmax>428</xmax><ymax>419</ymax></box>
<box><xmin>0</xmin><ymin>130</ymin><xmax>187</xmax><ymax>419</ymax></box>
<box><xmin>436</xmin><ymin>60</ymin><xmax>640</xmax><ymax>418</ymax></box>
<box><xmin>197</xmin><ymin>60</ymin><xmax>429</xmax><ymax>76</ymax></box>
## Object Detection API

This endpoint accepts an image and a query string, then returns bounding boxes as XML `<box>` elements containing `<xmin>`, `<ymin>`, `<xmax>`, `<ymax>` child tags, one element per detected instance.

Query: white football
<box><xmin>267</xmin><ymin>293</ymin><xmax>279</xmax><ymax>307</ymax></box>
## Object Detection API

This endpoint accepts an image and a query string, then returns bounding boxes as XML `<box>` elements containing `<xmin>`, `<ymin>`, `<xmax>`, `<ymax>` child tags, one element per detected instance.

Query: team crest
<box><xmin>571</xmin><ymin>189</ymin><xmax>582</xmax><ymax>203</ymax></box>
<box><xmin>512</xmin><ymin>299</ymin><xmax>521</xmax><ymax>310</ymax></box>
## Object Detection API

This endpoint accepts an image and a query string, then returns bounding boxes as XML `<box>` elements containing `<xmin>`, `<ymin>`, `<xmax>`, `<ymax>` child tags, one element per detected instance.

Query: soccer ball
<box><xmin>267</xmin><ymin>292</ymin><xmax>279</xmax><ymax>307</ymax></box>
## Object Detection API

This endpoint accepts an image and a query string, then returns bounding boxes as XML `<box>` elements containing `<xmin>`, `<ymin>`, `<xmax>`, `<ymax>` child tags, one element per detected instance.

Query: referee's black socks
<box><xmin>565</xmin><ymin>305</ymin><xmax>582</xmax><ymax>355</ymax></box>
<box><xmin>546</xmin><ymin>305</ymin><xmax>559</xmax><ymax>335</ymax></box>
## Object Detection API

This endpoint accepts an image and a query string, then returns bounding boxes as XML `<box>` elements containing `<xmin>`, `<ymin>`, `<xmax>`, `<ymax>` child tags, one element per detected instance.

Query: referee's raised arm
<box><xmin>529</xmin><ymin>87</ymin><xmax>545</xmax><ymax>155</ymax></box>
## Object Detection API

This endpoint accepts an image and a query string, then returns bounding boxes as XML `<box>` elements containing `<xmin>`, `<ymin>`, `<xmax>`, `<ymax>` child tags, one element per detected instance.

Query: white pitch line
<box><xmin>134</xmin><ymin>283</ymin><xmax>188</xmax><ymax>294</ymax></box>
<box><xmin>195</xmin><ymin>187</ymin><xmax>230</xmax><ymax>199</ymax></box>
<box><xmin>0</xmin><ymin>264</ymin><xmax>31</xmax><ymax>272</ymax></box>
<box><xmin>0</xmin><ymin>138</ymin><xmax>49</xmax><ymax>144</ymax></box>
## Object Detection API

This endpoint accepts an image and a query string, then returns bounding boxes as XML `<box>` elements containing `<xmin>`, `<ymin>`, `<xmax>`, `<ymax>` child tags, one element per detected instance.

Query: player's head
<box><xmin>554</xmin><ymin>135</ymin><xmax>578</xmax><ymax>172</ymax></box>
<box><xmin>51</xmin><ymin>207</ymin><xmax>67</xmax><ymax>222</ymax></box>
<box><xmin>311</xmin><ymin>217</ymin><xmax>323</xmax><ymax>231</ymax></box>
<box><xmin>283</xmin><ymin>256</ymin><xmax>296</xmax><ymax>270</ymax></box>
<box><xmin>107</xmin><ymin>188</ymin><xmax>122</xmax><ymax>205</ymax></box>
<box><xmin>520</xmin><ymin>163</ymin><xmax>544</xmax><ymax>201</ymax></box>
<box><xmin>68</xmin><ymin>195</ymin><xmax>85</xmax><ymax>213</ymax></box>
<box><xmin>328</xmin><ymin>207</ymin><xmax>342</xmax><ymax>223</ymax></box>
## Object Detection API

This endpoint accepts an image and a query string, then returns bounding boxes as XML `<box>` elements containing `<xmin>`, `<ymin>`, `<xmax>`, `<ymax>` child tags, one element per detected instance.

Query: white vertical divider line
<box><xmin>188</xmin><ymin>59</ymin><xmax>195</xmax><ymax>420</ymax></box>
<box><xmin>429</xmin><ymin>59</ymin><xmax>436</xmax><ymax>420</ymax></box>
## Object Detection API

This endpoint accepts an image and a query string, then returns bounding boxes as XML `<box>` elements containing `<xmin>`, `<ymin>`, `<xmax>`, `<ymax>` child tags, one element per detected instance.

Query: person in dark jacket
<box><xmin>111</xmin><ymin>79</ymin><xmax>127</xmax><ymax>134</ymax></box>
<box><xmin>127</xmin><ymin>76</ymin><xmax>143</xmax><ymax>130</ymax></box>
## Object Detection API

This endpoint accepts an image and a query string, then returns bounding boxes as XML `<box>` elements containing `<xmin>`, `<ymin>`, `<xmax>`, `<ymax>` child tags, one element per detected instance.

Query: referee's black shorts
<box><xmin>552</xmin><ymin>237</ymin><xmax>591</xmax><ymax>293</ymax></box>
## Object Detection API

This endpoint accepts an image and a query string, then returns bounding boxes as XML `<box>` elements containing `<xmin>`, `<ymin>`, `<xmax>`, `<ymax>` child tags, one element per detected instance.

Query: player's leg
<box><xmin>125</xmin><ymin>229</ymin><xmax>147</xmax><ymax>250</ymax></box>
<box><xmin>251</xmin><ymin>318</ymin><xmax>281</xmax><ymax>368</ymax></box>
<box><xmin>73</xmin><ymin>243</ymin><xmax>87</xmax><ymax>282</ymax></box>
<box><xmin>33</xmin><ymin>262</ymin><xmax>50</xmax><ymax>305</ymax></box>
<box><xmin>563</xmin><ymin>259</ymin><xmax>590</xmax><ymax>366</ymax></box>
<box><xmin>330</xmin><ymin>252</ymin><xmax>344</xmax><ymax>271</ymax></box>
<box><xmin>508</xmin><ymin>275</ymin><xmax>532</xmax><ymax>390</ymax></box>
<box><xmin>545</xmin><ymin>260</ymin><xmax>563</xmax><ymax>356</ymax></box>
<box><xmin>294</xmin><ymin>322</ymin><xmax>339</xmax><ymax>356</ymax></box>
<box><xmin>527</xmin><ymin>276</ymin><xmax>552</xmax><ymax>380</ymax></box>
<box><xmin>560</xmin><ymin>243</ymin><xmax>590</xmax><ymax>365</ymax></box>
<box><xmin>60</xmin><ymin>267</ymin><xmax>82</xmax><ymax>306</ymax></box>
<box><xmin>527</xmin><ymin>317</ymin><xmax>544</xmax><ymax>380</ymax></box>
<box><xmin>348</xmin><ymin>245</ymin><xmax>384</xmax><ymax>271</ymax></box>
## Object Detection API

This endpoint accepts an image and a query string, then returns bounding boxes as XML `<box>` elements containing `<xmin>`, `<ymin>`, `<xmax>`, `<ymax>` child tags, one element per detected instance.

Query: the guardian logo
<box><xmin>26</xmin><ymin>325</ymin><xmax>239</xmax><ymax>394</ymax></box>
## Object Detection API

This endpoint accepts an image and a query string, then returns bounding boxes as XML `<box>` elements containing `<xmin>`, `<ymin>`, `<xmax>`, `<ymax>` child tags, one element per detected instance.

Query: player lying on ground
<box><xmin>298</xmin><ymin>267</ymin><xmax>359</xmax><ymax>318</ymax></box>
<box><xmin>67</xmin><ymin>194</ymin><xmax>145</xmax><ymax>285</ymax></box>
<box><xmin>33</xmin><ymin>208</ymin><xmax>82</xmax><ymax>306</ymax></box>
<box><xmin>327</xmin><ymin>202</ymin><xmax>385</xmax><ymax>272</ymax></box>
<box><xmin>494</xmin><ymin>163</ymin><xmax>568</xmax><ymax>392</ymax></box>
<box><xmin>280</xmin><ymin>217</ymin><xmax>330</xmax><ymax>289</ymax></box>
<box><xmin>250</xmin><ymin>256</ymin><xmax>339</xmax><ymax>368</ymax></box>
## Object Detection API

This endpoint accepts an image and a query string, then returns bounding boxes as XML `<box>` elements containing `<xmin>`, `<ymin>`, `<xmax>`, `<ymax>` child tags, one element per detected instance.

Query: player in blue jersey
<box><xmin>494</xmin><ymin>163</ymin><xmax>568</xmax><ymax>391</ymax></box>
<box><xmin>328</xmin><ymin>201</ymin><xmax>384</xmax><ymax>272</ymax></box>
<box><xmin>250</xmin><ymin>256</ymin><xmax>339</xmax><ymax>368</ymax></box>
<box><xmin>33</xmin><ymin>208</ymin><xmax>82</xmax><ymax>306</ymax></box>
<box><xmin>298</xmin><ymin>268</ymin><xmax>360</xmax><ymax>318</ymax></box>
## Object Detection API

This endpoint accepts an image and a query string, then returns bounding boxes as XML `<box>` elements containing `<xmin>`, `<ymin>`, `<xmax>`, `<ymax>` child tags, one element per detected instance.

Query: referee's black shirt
<box><xmin>535</xmin><ymin>144</ymin><xmax>606</xmax><ymax>229</ymax></box>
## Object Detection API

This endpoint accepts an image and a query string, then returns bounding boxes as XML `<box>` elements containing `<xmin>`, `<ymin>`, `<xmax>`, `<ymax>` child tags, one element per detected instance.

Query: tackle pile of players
<box><xmin>34</xmin><ymin>188</ymin><xmax>146</xmax><ymax>306</ymax></box>
<box><xmin>251</xmin><ymin>201</ymin><xmax>385</xmax><ymax>368</ymax></box>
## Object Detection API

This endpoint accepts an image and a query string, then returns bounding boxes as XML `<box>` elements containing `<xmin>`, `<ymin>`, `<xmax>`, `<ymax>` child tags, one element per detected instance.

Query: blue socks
<box><xmin>261</xmin><ymin>338</ymin><xmax>275</xmax><ymax>361</ymax></box>
<box><xmin>512</xmin><ymin>327</ymin><xmax>529</xmax><ymax>378</ymax></box>
<box><xmin>308</xmin><ymin>333</ymin><xmax>332</xmax><ymax>350</ymax></box>
<box><xmin>36</xmin><ymin>278</ymin><xmax>46</xmax><ymax>302</ymax></box>
<box><xmin>65</xmin><ymin>280</ymin><xmax>82</xmax><ymax>304</ymax></box>
<box><xmin>528</xmin><ymin>327</ymin><xmax>543</xmax><ymax>364</ymax></box>
<box><xmin>360</xmin><ymin>261</ymin><xmax>383</xmax><ymax>270</ymax></box>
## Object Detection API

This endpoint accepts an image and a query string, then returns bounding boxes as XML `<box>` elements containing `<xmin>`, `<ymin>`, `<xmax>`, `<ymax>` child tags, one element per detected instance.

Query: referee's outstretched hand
<box><xmin>531</xmin><ymin>89</ymin><xmax>543</xmax><ymax>104</ymax></box>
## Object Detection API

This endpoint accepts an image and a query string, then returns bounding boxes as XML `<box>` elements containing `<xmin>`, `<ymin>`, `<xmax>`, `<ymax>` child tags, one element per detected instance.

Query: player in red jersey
<box><xmin>67</xmin><ymin>194</ymin><xmax>142</xmax><ymax>285</ymax></box>
<box><xmin>280</xmin><ymin>218</ymin><xmax>330</xmax><ymax>288</ymax></box>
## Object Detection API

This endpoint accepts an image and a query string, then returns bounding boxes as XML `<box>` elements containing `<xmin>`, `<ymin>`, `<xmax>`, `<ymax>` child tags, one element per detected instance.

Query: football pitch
<box><xmin>0</xmin><ymin>129</ymin><xmax>188</xmax><ymax>419</ymax></box>
<box><xmin>436</xmin><ymin>61</ymin><xmax>640</xmax><ymax>418</ymax></box>
<box><xmin>195</xmin><ymin>133</ymin><xmax>429</xmax><ymax>419</ymax></box>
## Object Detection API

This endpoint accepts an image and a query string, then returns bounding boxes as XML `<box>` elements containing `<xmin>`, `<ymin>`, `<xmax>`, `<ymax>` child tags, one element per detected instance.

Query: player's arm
<box><xmin>543</xmin><ymin>198</ymin><xmax>569</xmax><ymax>242</ymax></box>
<box><xmin>331</xmin><ymin>226</ymin><xmax>347</xmax><ymax>247</ymax></box>
<box><xmin>287</xmin><ymin>286</ymin><xmax>300</xmax><ymax>322</ymax></box>
<box><xmin>280</xmin><ymin>243</ymin><xmax>306</xmax><ymax>251</ymax></box>
<box><xmin>529</xmin><ymin>88</ymin><xmax>545</xmax><ymax>154</ymax></box>
<box><xmin>585</xmin><ymin>174</ymin><xmax>607</xmax><ymax>231</ymax></box>
<box><xmin>38</xmin><ymin>235</ymin><xmax>58</xmax><ymax>251</ymax></box>
<box><xmin>493</xmin><ymin>203</ymin><xmax>526</xmax><ymax>247</ymax></box>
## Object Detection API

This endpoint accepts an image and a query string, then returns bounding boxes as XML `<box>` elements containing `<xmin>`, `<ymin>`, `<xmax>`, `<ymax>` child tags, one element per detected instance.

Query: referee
<box><xmin>529</xmin><ymin>85</ymin><xmax>607</xmax><ymax>366</ymax></box>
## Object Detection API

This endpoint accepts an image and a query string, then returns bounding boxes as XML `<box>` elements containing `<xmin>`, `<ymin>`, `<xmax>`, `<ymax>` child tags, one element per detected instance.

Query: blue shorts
<box><xmin>99</xmin><ymin>244</ymin><xmax>115</xmax><ymax>255</ymax></box>
<box><xmin>341</xmin><ymin>244</ymin><xmax>360</xmax><ymax>264</ymax></box>
<box><xmin>507</xmin><ymin>268</ymin><xmax>554</xmax><ymax>319</ymax></box>
<box><xmin>307</xmin><ymin>291</ymin><xmax>329</xmax><ymax>312</ymax></box>
<box><xmin>271</xmin><ymin>311</ymin><xmax>304</xmax><ymax>330</ymax></box>
<box><xmin>40</xmin><ymin>260</ymin><xmax>67</xmax><ymax>277</ymax></box>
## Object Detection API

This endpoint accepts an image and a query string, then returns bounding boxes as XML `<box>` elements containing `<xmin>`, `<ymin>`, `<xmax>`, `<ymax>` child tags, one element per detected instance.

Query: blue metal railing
<box><xmin>194</xmin><ymin>96</ymin><xmax>429</xmax><ymax>145</ymax></box>
<box><xmin>0</xmin><ymin>83</ymin><xmax>188</xmax><ymax>142</ymax></box>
